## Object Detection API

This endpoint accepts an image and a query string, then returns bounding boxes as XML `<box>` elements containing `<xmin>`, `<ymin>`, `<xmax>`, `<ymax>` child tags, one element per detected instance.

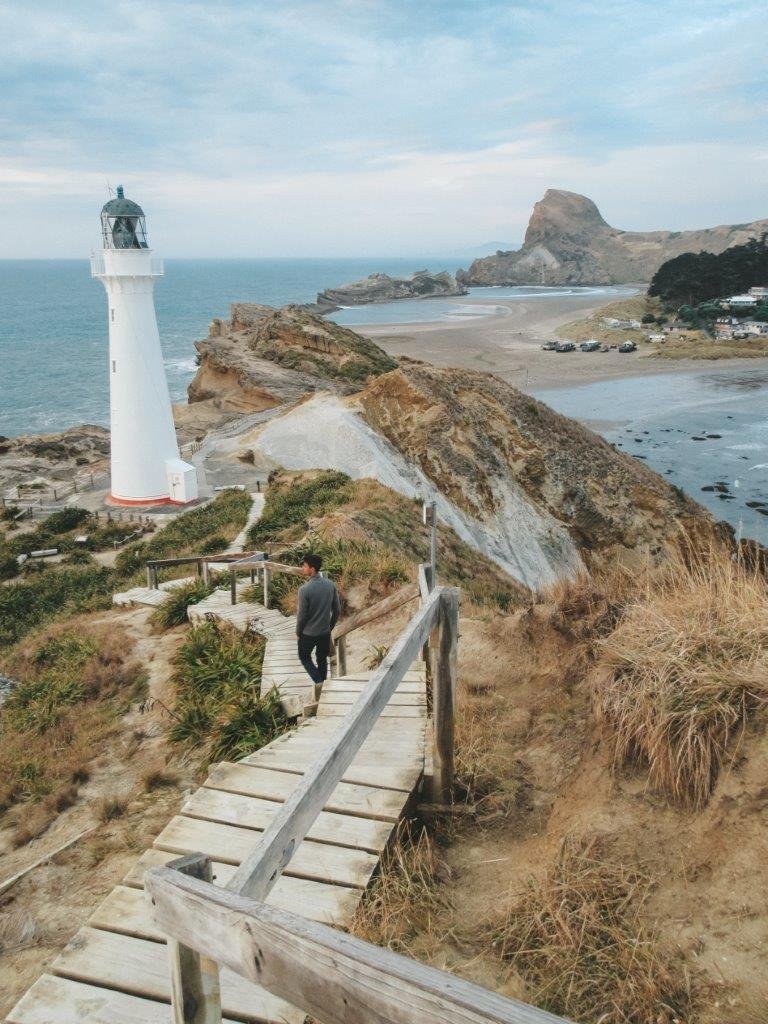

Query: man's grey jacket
<box><xmin>296</xmin><ymin>575</ymin><xmax>341</xmax><ymax>637</ymax></box>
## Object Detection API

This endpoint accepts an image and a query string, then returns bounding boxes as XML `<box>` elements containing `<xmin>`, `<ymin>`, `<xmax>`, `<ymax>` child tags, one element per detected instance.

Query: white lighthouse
<box><xmin>91</xmin><ymin>186</ymin><xmax>198</xmax><ymax>506</ymax></box>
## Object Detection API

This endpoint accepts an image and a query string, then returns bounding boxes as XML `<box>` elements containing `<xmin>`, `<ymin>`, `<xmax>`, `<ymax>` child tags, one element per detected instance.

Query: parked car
<box><xmin>579</xmin><ymin>340</ymin><xmax>601</xmax><ymax>352</ymax></box>
<box><xmin>556</xmin><ymin>341</ymin><xmax>576</xmax><ymax>353</ymax></box>
<box><xmin>541</xmin><ymin>340</ymin><xmax>558</xmax><ymax>351</ymax></box>
<box><xmin>618</xmin><ymin>340</ymin><xmax>637</xmax><ymax>353</ymax></box>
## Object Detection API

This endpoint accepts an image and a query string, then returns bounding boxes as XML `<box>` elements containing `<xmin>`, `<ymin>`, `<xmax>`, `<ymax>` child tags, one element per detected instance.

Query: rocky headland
<box><xmin>181</xmin><ymin>302</ymin><xmax>397</xmax><ymax>433</ymax></box>
<box><xmin>312</xmin><ymin>269</ymin><xmax>466</xmax><ymax>311</ymax></box>
<box><xmin>459</xmin><ymin>188</ymin><xmax>768</xmax><ymax>286</ymax></box>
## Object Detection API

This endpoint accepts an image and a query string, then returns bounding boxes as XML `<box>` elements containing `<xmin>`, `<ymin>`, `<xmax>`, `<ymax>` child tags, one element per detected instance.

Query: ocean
<box><xmin>0</xmin><ymin>256</ymin><xmax>458</xmax><ymax>438</ymax></box>
<box><xmin>535</xmin><ymin>368</ymin><xmax>768</xmax><ymax>547</ymax></box>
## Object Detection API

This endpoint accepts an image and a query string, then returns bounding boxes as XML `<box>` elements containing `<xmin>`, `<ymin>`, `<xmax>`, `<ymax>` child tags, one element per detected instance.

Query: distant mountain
<box><xmin>458</xmin><ymin>190</ymin><xmax>768</xmax><ymax>286</ymax></box>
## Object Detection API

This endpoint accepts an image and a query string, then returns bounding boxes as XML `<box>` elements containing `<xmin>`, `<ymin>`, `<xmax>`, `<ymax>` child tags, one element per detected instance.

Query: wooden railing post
<box><xmin>202</xmin><ymin>560</ymin><xmax>210</xmax><ymax>587</ymax></box>
<box><xmin>263</xmin><ymin>565</ymin><xmax>271</xmax><ymax>608</ymax></box>
<box><xmin>432</xmin><ymin>588</ymin><xmax>459</xmax><ymax>803</ymax></box>
<box><xmin>230</xmin><ymin>569</ymin><xmax>237</xmax><ymax>606</ymax></box>
<box><xmin>165</xmin><ymin>854</ymin><xmax>222</xmax><ymax>1024</ymax></box>
<box><xmin>146</xmin><ymin>565</ymin><xmax>153</xmax><ymax>588</ymax></box>
<box><xmin>337</xmin><ymin>635</ymin><xmax>348</xmax><ymax>676</ymax></box>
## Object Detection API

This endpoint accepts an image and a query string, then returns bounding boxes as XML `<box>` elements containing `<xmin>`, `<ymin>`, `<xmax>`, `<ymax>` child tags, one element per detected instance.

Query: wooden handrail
<box><xmin>332</xmin><ymin>582</ymin><xmax>419</xmax><ymax>642</ymax></box>
<box><xmin>225</xmin><ymin>586</ymin><xmax>451</xmax><ymax>901</ymax></box>
<box><xmin>146</xmin><ymin>861</ymin><xmax>573</xmax><ymax>1024</ymax></box>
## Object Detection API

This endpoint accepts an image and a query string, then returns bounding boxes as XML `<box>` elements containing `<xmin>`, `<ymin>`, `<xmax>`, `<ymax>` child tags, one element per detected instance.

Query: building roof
<box><xmin>101</xmin><ymin>185</ymin><xmax>144</xmax><ymax>218</ymax></box>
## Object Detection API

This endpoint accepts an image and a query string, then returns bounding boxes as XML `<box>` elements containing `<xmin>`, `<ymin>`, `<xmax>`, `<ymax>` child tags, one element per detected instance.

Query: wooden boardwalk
<box><xmin>8</xmin><ymin>593</ymin><xmax>427</xmax><ymax>1024</ymax></box>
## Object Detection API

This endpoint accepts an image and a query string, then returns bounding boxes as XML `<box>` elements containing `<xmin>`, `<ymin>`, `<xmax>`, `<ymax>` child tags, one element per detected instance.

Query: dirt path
<box><xmin>0</xmin><ymin>607</ymin><xmax>200</xmax><ymax>1017</ymax></box>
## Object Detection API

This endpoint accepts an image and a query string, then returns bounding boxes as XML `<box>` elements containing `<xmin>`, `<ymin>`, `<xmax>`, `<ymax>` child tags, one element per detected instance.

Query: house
<box><xmin>647</xmin><ymin>333</ymin><xmax>666</xmax><ymax>342</ymax></box>
<box><xmin>726</xmin><ymin>294</ymin><xmax>758</xmax><ymax>308</ymax></box>
<box><xmin>742</xmin><ymin>321</ymin><xmax>768</xmax><ymax>337</ymax></box>
<box><xmin>748</xmin><ymin>286</ymin><xmax>768</xmax><ymax>299</ymax></box>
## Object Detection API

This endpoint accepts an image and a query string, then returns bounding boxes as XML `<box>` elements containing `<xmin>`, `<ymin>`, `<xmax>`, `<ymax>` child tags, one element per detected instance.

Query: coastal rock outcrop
<box><xmin>459</xmin><ymin>189</ymin><xmax>768</xmax><ymax>286</ymax></box>
<box><xmin>247</xmin><ymin>362</ymin><xmax>724</xmax><ymax>589</ymax></box>
<box><xmin>0</xmin><ymin>425</ymin><xmax>109</xmax><ymax>498</ymax></box>
<box><xmin>313</xmin><ymin>270</ymin><xmax>466</xmax><ymax>310</ymax></box>
<box><xmin>185</xmin><ymin>303</ymin><xmax>397</xmax><ymax>426</ymax></box>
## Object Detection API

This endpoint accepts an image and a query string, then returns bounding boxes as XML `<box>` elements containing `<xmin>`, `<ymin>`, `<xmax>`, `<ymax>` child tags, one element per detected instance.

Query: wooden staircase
<box><xmin>8</xmin><ymin>592</ymin><xmax>427</xmax><ymax>1024</ymax></box>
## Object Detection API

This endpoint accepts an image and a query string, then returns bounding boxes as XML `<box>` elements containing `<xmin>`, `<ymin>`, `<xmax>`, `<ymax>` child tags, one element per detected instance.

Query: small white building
<box><xmin>748</xmin><ymin>286</ymin><xmax>768</xmax><ymax>299</ymax></box>
<box><xmin>726</xmin><ymin>294</ymin><xmax>758</xmax><ymax>308</ymax></box>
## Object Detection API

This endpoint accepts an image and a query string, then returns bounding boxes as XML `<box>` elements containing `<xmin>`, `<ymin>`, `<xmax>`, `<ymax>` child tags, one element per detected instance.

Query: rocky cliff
<box><xmin>246</xmin><ymin>362</ymin><xmax>725</xmax><ymax>589</ymax></box>
<box><xmin>313</xmin><ymin>270</ymin><xmax>466</xmax><ymax>310</ymax></box>
<box><xmin>459</xmin><ymin>189</ymin><xmax>768</xmax><ymax>286</ymax></box>
<box><xmin>185</xmin><ymin>303</ymin><xmax>397</xmax><ymax>424</ymax></box>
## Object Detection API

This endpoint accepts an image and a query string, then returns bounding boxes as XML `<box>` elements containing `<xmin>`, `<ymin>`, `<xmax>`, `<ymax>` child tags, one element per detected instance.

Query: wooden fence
<box><xmin>144</xmin><ymin>583</ymin><xmax>573</xmax><ymax>1024</ymax></box>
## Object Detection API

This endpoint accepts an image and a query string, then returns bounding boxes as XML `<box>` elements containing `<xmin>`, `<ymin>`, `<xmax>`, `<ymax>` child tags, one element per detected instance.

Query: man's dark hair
<box><xmin>302</xmin><ymin>553</ymin><xmax>323</xmax><ymax>572</ymax></box>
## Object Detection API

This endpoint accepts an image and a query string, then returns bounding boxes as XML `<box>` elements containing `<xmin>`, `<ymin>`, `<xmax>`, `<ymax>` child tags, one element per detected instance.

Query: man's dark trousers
<box><xmin>298</xmin><ymin>632</ymin><xmax>331</xmax><ymax>685</ymax></box>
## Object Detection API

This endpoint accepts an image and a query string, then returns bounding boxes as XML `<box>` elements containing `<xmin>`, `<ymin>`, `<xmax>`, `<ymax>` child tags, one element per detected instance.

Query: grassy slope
<box><xmin>0</xmin><ymin>491</ymin><xmax>253</xmax><ymax>652</ymax></box>
<box><xmin>247</xmin><ymin>469</ymin><xmax>525</xmax><ymax>613</ymax></box>
<box><xmin>351</xmin><ymin>548</ymin><xmax>768</xmax><ymax>1024</ymax></box>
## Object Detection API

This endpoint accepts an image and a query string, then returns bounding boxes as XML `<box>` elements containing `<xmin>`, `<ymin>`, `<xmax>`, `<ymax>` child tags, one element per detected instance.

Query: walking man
<box><xmin>296</xmin><ymin>553</ymin><xmax>341</xmax><ymax>692</ymax></box>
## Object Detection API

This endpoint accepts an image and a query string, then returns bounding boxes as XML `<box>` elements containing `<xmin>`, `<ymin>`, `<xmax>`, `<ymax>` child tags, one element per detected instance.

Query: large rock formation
<box><xmin>459</xmin><ymin>189</ymin><xmax>768</xmax><ymax>286</ymax></box>
<box><xmin>247</xmin><ymin>362</ymin><xmax>725</xmax><ymax>590</ymax></box>
<box><xmin>185</xmin><ymin>303</ymin><xmax>397</xmax><ymax>425</ymax></box>
<box><xmin>313</xmin><ymin>270</ymin><xmax>466</xmax><ymax>310</ymax></box>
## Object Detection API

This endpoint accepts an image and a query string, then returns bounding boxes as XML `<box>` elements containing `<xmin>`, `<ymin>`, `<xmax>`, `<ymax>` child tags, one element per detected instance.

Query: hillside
<box><xmin>238</xmin><ymin>360</ymin><xmax>727</xmax><ymax>591</ymax></box>
<box><xmin>458</xmin><ymin>189</ymin><xmax>768</xmax><ymax>286</ymax></box>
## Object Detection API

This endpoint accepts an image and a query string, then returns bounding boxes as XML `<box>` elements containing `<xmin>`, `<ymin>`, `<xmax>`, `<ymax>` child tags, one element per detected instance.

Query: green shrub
<box><xmin>0</xmin><ymin>566</ymin><xmax>115</xmax><ymax>649</ymax></box>
<box><xmin>43</xmin><ymin>507</ymin><xmax>91</xmax><ymax>534</ymax></box>
<box><xmin>198</xmin><ymin>534</ymin><xmax>229</xmax><ymax>555</ymax></box>
<box><xmin>116</xmin><ymin>490</ymin><xmax>252</xmax><ymax>579</ymax></box>
<box><xmin>247</xmin><ymin>472</ymin><xmax>352</xmax><ymax>544</ymax></box>
<box><xmin>169</xmin><ymin>621</ymin><xmax>287</xmax><ymax>763</ymax></box>
<box><xmin>150</xmin><ymin>579</ymin><xmax>214</xmax><ymax>630</ymax></box>
<box><xmin>64</xmin><ymin>548</ymin><xmax>95</xmax><ymax>565</ymax></box>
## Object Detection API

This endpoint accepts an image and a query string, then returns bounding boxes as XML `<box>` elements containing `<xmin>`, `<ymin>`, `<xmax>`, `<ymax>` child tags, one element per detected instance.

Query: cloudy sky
<box><xmin>2</xmin><ymin>0</ymin><xmax>766</xmax><ymax>257</ymax></box>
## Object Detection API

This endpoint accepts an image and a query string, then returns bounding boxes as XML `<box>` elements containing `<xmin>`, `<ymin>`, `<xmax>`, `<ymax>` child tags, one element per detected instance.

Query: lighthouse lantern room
<box><xmin>91</xmin><ymin>186</ymin><xmax>198</xmax><ymax>506</ymax></box>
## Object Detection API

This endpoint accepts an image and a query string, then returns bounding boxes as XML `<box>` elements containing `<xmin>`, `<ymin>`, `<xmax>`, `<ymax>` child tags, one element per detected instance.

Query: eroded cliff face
<box><xmin>185</xmin><ymin>303</ymin><xmax>397</xmax><ymax>428</ymax></box>
<box><xmin>313</xmin><ymin>270</ymin><xmax>466</xmax><ymax>310</ymax></box>
<box><xmin>248</xmin><ymin>363</ymin><xmax>724</xmax><ymax>590</ymax></box>
<box><xmin>357</xmin><ymin>362</ymin><xmax>722</xmax><ymax>569</ymax></box>
<box><xmin>459</xmin><ymin>189</ymin><xmax>768</xmax><ymax>286</ymax></box>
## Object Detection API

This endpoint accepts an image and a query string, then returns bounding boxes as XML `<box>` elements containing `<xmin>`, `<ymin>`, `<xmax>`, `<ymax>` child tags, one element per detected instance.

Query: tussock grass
<box><xmin>150</xmin><ymin>578</ymin><xmax>214</xmax><ymax>631</ymax></box>
<box><xmin>142</xmin><ymin>768</ymin><xmax>179</xmax><ymax>792</ymax></box>
<box><xmin>169</xmin><ymin>621</ymin><xmax>288</xmax><ymax>764</ymax></box>
<box><xmin>0</xmin><ymin>622</ymin><xmax>144</xmax><ymax>842</ymax></box>
<box><xmin>351</xmin><ymin>822</ymin><xmax>449</xmax><ymax>954</ymax></box>
<box><xmin>488</xmin><ymin>837</ymin><xmax>693</xmax><ymax>1024</ymax></box>
<box><xmin>247</xmin><ymin>470</ymin><xmax>353</xmax><ymax>545</ymax></box>
<box><xmin>595</xmin><ymin>552</ymin><xmax>768</xmax><ymax>808</ymax></box>
<box><xmin>97</xmin><ymin>795</ymin><xmax>128</xmax><ymax>822</ymax></box>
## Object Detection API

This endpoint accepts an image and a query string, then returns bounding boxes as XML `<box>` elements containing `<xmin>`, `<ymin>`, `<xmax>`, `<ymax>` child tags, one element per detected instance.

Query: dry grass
<box><xmin>97</xmin><ymin>795</ymin><xmax>128</xmax><ymax>822</ymax></box>
<box><xmin>0</xmin><ymin>620</ymin><xmax>145</xmax><ymax>844</ymax></box>
<box><xmin>142</xmin><ymin>768</ymin><xmax>179</xmax><ymax>792</ymax></box>
<box><xmin>595</xmin><ymin>552</ymin><xmax>768</xmax><ymax>807</ymax></box>
<box><xmin>350</xmin><ymin>821</ymin><xmax>449</xmax><ymax>955</ymax></box>
<box><xmin>488</xmin><ymin>836</ymin><xmax>694</xmax><ymax>1024</ymax></box>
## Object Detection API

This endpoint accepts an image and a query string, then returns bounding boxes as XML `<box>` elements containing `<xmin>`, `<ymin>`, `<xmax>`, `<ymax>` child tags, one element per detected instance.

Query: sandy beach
<box><xmin>356</xmin><ymin>290</ymin><xmax>768</xmax><ymax>391</ymax></box>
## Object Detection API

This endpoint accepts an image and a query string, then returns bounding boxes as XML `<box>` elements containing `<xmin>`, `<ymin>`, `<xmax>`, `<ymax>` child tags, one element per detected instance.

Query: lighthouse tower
<box><xmin>91</xmin><ymin>187</ymin><xmax>198</xmax><ymax>505</ymax></box>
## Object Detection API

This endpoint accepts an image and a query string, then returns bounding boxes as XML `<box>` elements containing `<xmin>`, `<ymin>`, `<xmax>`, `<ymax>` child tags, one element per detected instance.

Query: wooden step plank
<box><xmin>183</xmin><ymin>788</ymin><xmax>393</xmax><ymax>853</ymax></box>
<box><xmin>122</xmin><ymin>850</ymin><xmax>359</xmax><ymax>925</ymax></box>
<box><xmin>90</xmin><ymin>879</ymin><xmax>355</xmax><ymax>944</ymax></box>
<box><xmin>317</xmin><ymin>704</ymin><xmax>426</xmax><ymax>719</ymax></box>
<box><xmin>205</xmin><ymin>762</ymin><xmax>405</xmax><ymax>821</ymax></box>
<box><xmin>321</xmin><ymin>692</ymin><xmax>425</xmax><ymax>706</ymax></box>
<box><xmin>6</xmin><ymin>975</ymin><xmax>242</xmax><ymax>1024</ymax></box>
<box><xmin>52</xmin><ymin>927</ymin><xmax>302</xmax><ymax>1024</ymax></box>
<box><xmin>244</xmin><ymin>750</ymin><xmax>423</xmax><ymax>792</ymax></box>
<box><xmin>321</xmin><ymin>680</ymin><xmax>424</xmax><ymax>694</ymax></box>
<box><xmin>153</xmin><ymin>816</ymin><xmax>378</xmax><ymax>889</ymax></box>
